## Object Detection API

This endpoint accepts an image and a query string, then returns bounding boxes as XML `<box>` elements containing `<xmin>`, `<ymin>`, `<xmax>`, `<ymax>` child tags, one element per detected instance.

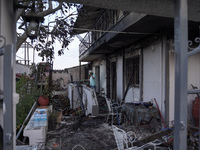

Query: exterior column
<box><xmin>173</xmin><ymin>0</ymin><xmax>188</xmax><ymax>149</ymax></box>
<box><xmin>1</xmin><ymin>0</ymin><xmax>18</xmax><ymax>150</ymax></box>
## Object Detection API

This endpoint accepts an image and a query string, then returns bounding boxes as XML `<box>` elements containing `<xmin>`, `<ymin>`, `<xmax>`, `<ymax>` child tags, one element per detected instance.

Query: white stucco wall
<box><xmin>116</xmin><ymin>55</ymin><xmax>123</xmax><ymax>101</ymax></box>
<box><xmin>99</xmin><ymin>60</ymin><xmax>106</xmax><ymax>95</ymax></box>
<box><xmin>143</xmin><ymin>38</ymin><xmax>165</xmax><ymax>118</ymax></box>
<box><xmin>15</xmin><ymin>63</ymin><xmax>30</xmax><ymax>74</ymax></box>
<box><xmin>188</xmin><ymin>53</ymin><xmax>200</xmax><ymax>122</ymax></box>
<box><xmin>169</xmin><ymin>52</ymin><xmax>200</xmax><ymax>122</ymax></box>
<box><xmin>52</xmin><ymin>71</ymin><xmax>71</xmax><ymax>87</ymax></box>
<box><xmin>125</xmin><ymin>87</ymin><xmax>140</xmax><ymax>103</ymax></box>
<box><xmin>82</xmin><ymin>85</ymin><xmax>99</xmax><ymax>116</ymax></box>
<box><xmin>92</xmin><ymin>59</ymin><xmax>106</xmax><ymax>95</ymax></box>
<box><xmin>68</xmin><ymin>83</ymin><xmax>81</xmax><ymax>109</ymax></box>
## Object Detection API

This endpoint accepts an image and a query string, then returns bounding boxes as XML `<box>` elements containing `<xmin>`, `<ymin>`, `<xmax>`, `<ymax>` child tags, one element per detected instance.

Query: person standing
<box><xmin>89</xmin><ymin>70</ymin><xmax>96</xmax><ymax>90</ymax></box>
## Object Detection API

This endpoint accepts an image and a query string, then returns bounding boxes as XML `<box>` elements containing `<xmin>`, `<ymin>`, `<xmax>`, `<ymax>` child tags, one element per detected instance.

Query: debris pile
<box><xmin>45</xmin><ymin>95</ymin><xmax>199</xmax><ymax>150</ymax></box>
<box><xmin>46</xmin><ymin>117</ymin><xmax>117</xmax><ymax>150</ymax></box>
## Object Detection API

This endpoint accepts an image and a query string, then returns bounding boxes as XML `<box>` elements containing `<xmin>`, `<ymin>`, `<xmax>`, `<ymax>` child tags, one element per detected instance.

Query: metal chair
<box><xmin>112</xmin><ymin>125</ymin><xmax>137</xmax><ymax>150</ymax></box>
<box><xmin>106</xmin><ymin>98</ymin><xmax>121</xmax><ymax>125</ymax></box>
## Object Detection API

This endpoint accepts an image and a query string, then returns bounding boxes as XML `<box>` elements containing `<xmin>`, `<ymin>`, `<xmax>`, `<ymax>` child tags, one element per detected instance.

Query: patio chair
<box><xmin>112</xmin><ymin>125</ymin><xmax>137</xmax><ymax>150</ymax></box>
<box><xmin>106</xmin><ymin>98</ymin><xmax>121</xmax><ymax>125</ymax></box>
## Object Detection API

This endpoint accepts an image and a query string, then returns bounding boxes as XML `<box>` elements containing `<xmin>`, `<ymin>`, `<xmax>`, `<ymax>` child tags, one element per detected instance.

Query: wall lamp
<box><xmin>21</xmin><ymin>1</ymin><xmax>44</xmax><ymax>42</ymax></box>
<box><xmin>22</xmin><ymin>14</ymin><xmax>44</xmax><ymax>41</ymax></box>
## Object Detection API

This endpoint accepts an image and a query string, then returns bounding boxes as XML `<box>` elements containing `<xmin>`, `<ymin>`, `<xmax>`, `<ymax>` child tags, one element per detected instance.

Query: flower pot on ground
<box><xmin>38</xmin><ymin>95</ymin><xmax>49</xmax><ymax>106</ymax></box>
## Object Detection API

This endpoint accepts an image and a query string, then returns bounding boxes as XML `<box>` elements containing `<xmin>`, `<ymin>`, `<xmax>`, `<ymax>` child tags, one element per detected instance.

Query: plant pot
<box><xmin>38</xmin><ymin>95</ymin><xmax>49</xmax><ymax>106</ymax></box>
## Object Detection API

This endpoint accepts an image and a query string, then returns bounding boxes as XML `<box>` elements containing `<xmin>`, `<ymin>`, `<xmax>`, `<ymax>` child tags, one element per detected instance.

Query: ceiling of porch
<box><xmin>79</xmin><ymin>14</ymin><xmax>199</xmax><ymax>62</ymax></box>
<box><xmin>58</xmin><ymin>0</ymin><xmax>200</xmax><ymax>22</ymax></box>
<box><xmin>57</xmin><ymin>0</ymin><xmax>200</xmax><ymax>62</ymax></box>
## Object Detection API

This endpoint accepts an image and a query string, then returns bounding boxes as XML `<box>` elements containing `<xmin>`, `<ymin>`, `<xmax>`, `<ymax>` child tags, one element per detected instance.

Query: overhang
<box><xmin>79</xmin><ymin>13</ymin><xmax>199</xmax><ymax>62</ymax></box>
<box><xmin>58</xmin><ymin>0</ymin><xmax>200</xmax><ymax>22</ymax></box>
<box><xmin>71</xmin><ymin>6</ymin><xmax>102</xmax><ymax>35</ymax></box>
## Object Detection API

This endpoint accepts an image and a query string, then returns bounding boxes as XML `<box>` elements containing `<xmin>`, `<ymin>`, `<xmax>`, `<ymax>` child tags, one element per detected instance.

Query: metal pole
<box><xmin>3</xmin><ymin>44</ymin><xmax>14</xmax><ymax>150</ymax></box>
<box><xmin>174</xmin><ymin>0</ymin><xmax>188</xmax><ymax>149</ymax></box>
<box><xmin>24</xmin><ymin>43</ymin><xmax>26</xmax><ymax>65</ymax></box>
<box><xmin>27</xmin><ymin>43</ymin><xmax>29</xmax><ymax>66</ymax></box>
<box><xmin>33</xmin><ymin>47</ymin><xmax>35</xmax><ymax>63</ymax></box>
<box><xmin>79</xmin><ymin>61</ymin><xmax>81</xmax><ymax>81</ymax></box>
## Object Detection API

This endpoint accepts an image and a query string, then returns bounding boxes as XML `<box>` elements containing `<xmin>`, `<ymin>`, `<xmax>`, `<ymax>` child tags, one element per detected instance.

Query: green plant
<box><xmin>39</xmin><ymin>85</ymin><xmax>50</xmax><ymax>97</ymax></box>
<box><xmin>16</xmin><ymin>74</ymin><xmax>39</xmax><ymax>130</ymax></box>
<box><xmin>48</xmin><ymin>110</ymin><xmax>60</xmax><ymax>130</ymax></box>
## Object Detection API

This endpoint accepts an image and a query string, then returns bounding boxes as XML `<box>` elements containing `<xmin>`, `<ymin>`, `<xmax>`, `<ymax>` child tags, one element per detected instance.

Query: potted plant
<box><xmin>38</xmin><ymin>86</ymin><xmax>50</xmax><ymax>106</ymax></box>
<box><xmin>48</xmin><ymin>110</ymin><xmax>60</xmax><ymax>130</ymax></box>
<box><xmin>36</xmin><ymin>63</ymin><xmax>52</xmax><ymax>106</ymax></box>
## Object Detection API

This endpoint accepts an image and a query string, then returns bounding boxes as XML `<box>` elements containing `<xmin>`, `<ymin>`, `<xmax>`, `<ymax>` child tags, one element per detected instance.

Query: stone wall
<box><xmin>52</xmin><ymin>64</ymin><xmax>89</xmax><ymax>89</ymax></box>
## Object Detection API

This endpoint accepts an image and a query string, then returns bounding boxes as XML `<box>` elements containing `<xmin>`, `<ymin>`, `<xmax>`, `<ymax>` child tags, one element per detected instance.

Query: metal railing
<box><xmin>16</xmin><ymin>102</ymin><xmax>37</xmax><ymax>140</ymax></box>
<box><xmin>79</xmin><ymin>9</ymin><xmax>129</xmax><ymax>55</ymax></box>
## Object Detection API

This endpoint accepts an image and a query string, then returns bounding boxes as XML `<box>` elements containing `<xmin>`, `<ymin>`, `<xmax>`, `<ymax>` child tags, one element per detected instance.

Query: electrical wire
<box><xmin>71</xmin><ymin>27</ymin><xmax>155</xmax><ymax>35</ymax></box>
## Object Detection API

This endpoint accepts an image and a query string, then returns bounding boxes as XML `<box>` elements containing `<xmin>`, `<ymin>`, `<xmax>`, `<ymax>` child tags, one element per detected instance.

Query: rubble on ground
<box><xmin>46</xmin><ymin>116</ymin><xmax>117</xmax><ymax>150</ymax></box>
<box><xmin>44</xmin><ymin>96</ymin><xmax>199</xmax><ymax>150</ymax></box>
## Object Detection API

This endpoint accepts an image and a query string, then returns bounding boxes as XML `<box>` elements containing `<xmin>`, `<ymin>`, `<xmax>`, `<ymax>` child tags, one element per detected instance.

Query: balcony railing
<box><xmin>79</xmin><ymin>32</ymin><xmax>92</xmax><ymax>55</ymax></box>
<box><xmin>79</xmin><ymin>9</ymin><xmax>129</xmax><ymax>56</ymax></box>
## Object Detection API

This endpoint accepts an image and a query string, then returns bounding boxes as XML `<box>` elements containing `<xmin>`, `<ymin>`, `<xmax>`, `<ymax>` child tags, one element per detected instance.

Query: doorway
<box><xmin>111</xmin><ymin>61</ymin><xmax>116</xmax><ymax>100</ymax></box>
<box><xmin>95</xmin><ymin>66</ymin><xmax>100</xmax><ymax>93</ymax></box>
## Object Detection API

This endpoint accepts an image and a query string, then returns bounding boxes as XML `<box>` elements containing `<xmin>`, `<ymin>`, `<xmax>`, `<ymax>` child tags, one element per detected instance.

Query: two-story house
<box><xmin>71</xmin><ymin>5</ymin><xmax>200</xmax><ymax>125</ymax></box>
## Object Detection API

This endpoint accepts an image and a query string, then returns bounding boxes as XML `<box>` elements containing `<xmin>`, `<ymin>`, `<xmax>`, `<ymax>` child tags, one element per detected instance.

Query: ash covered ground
<box><xmin>45</xmin><ymin>116</ymin><xmax>118</xmax><ymax>150</ymax></box>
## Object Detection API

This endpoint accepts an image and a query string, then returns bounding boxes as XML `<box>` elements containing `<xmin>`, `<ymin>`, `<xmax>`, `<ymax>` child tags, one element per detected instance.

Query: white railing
<box><xmin>82</xmin><ymin>85</ymin><xmax>99</xmax><ymax>116</ymax></box>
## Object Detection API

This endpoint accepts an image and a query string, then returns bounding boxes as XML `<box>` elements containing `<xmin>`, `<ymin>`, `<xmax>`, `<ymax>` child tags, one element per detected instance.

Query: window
<box><xmin>126</xmin><ymin>57</ymin><xmax>139</xmax><ymax>86</ymax></box>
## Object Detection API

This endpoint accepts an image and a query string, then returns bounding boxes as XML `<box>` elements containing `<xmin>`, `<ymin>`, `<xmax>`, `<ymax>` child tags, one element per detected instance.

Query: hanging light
<box><xmin>21</xmin><ymin>1</ymin><xmax>44</xmax><ymax>42</ymax></box>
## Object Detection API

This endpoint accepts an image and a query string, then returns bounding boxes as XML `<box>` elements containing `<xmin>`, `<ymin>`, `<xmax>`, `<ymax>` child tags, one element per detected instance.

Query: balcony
<box><xmin>77</xmin><ymin>7</ymin><xmax>198</xmax><ymax>62</ymax></box>
<box><xmin>78</xmin><ymin>9</ymin><xmax>130</xmax><ymax>61</ymax></box>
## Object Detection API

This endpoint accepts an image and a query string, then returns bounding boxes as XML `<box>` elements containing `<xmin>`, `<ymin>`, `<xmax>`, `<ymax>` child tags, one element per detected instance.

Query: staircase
<box><xmin>97</xmin><ymin>95</ymin><xmax>108</xmax><ymax>115</ymax></box>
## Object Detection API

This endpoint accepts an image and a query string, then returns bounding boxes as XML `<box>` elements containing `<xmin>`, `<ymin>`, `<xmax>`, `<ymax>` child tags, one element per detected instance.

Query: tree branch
<box><xmin>48</xmin><ymin>0</ymin><xmax>53</xmax><ymax>10</ymax></box>
<box><xmin>16</xmin><ymin>2</ymin><xmax>31</xmax><ymax>21</ymax></box>
<box><xmin>38</xmin><ymin>2</ymin><xmax>63</xmax><ymax>17</ymax></box>
<box><xmin>16</xmin><ymin>32</ymin><xmax>28</xmax><ymax>51</ymax></box>
<box><xmin>16</xmin><ymin>2</ymin><xmax>63</xmax><ymax>52</ymax></box>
